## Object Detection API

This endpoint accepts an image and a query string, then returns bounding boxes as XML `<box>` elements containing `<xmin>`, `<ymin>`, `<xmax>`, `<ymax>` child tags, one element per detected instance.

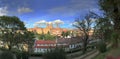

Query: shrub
<box><xmin>11</xmin><ymin>48</ymin><xmax>22</xmax><ymax>59</ymax></box>
<box><xmin>0</xmin><ymin>51</ymin><xmax>14</xmax><ymax>59</ymax></box>
<box><xmin>43</xmin><ymin>48</ymin><xmax>66</xmax><ymax>59</ymax></box>
<box><xmin>96</xmin><ymin>41</ymin><xmax>107</xmax><ymax>53</ymax></box>
<box><xmin>15</xmin><ymin>52</ymin><xmax>22</xmax><ymax>59</ymax></box>
<box><xmin>21</xmin><ymin>52</ymin><xmax>29</xmax><ymax>59</ymax></box>
<box><xmin>30</xmin><ymin>53</ymin><xmax>42</xmax><ymax>56</ymax></box>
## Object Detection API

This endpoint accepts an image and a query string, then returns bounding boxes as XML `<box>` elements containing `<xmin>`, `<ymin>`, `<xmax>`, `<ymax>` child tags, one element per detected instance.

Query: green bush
<box><xmin>0</xmin><ymin>47</ymin><xmax>8</xmax><ymax>51</ymax></box>
<box><xmin>21</xmin><ymin>52</ymin><xmax>29</xmax><ymax>59</ymax></box>
<box><xmin>11</xmin><ymin>48</ymin><xmax>22</xmax><ymax>59</ymax></box>
<box><xmin>43</xmin><ymin>48</ymin><xmax>66</xmax><ymax>59</ymax></box>
<box><xmin>15</xmin><ymin>52</ymin><xmax>22</xmax><ymax>59</ymax></box>
<box><xmin>96</xmin><ymin>41</ymin><xmax>107</xmax><ymax>53</ymax></box>
<box><xmin>0</xmin><ymin>51</ymin><xmax>14</xmax><ymax>59</ymax></box>
<box><xmin>30</xmin><ymin>53</ymin><xmax>42</xmax><ymax>56</ymax></box>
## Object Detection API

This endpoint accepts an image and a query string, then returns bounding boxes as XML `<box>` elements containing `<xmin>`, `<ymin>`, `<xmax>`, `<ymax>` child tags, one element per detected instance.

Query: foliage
<box><xmin>0</xmin><ymin>16</ymin><xmax>35</xmax><ymax>59</ymax></box>
<box><xmin>0</xmin><ymin>16</ymin><xmax>26</xmax><ymax>50</ymax></box>
<box><xmin>35</xmin><ymin>33</ymin><xmax>56</xmax><ymax>40</ymax></box>
<box><xmin>21</xmin><ymin>52</ymin><xmax>29</xmax><ymax>59</ymax></box>
<box><xmin>43</xmin><ymin>48</ymin><xmax>66</xmax><ymax>59</ymax></box>
<box><xmin>99</xmin><ymin>0</ymin><xmax>120</xmax><ymax>47</ymax></box>
<box><xmin>94</xmin><ymin>17</ymin><xmax>113</xmax><ymax>42</ymax></box>
<box><xmin>61</xmin><ymin>31</ymin><xmax>71</xmax><ymax>38</ymax></box>
<box><xmin>0</xmin><ymin>51</ymin><xmax>14</xmax><ymax>59</ymax></box>
<box><xmin>22</xmin><ymin>31</ymin><xmax>35</xmax><ymax>54</ymax></box>
<box><xmin>111</xmin><ymin>32</ymin><xmax>120</xmax><ymax>47</ymax></box>
<box><xmin>96</xmin><ymin>41</ymin><xmax>107</xmax><ymax>53</ymax></box>
<box><xmin>11</xmin><ymin>48</ymin><xmax>22</xmax><ymax>59</ymax></box>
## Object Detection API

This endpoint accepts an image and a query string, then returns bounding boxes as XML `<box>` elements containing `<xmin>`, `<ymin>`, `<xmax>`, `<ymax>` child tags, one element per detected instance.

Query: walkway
<box><xmin>73</xmin><ymin>50</ymin><xmax>98</xmax><ymax>59</ymax></box>
<box><xmin>73</xmin><ymin>43</ymin><xmax>112</xmax><ymax>59</ymax></box>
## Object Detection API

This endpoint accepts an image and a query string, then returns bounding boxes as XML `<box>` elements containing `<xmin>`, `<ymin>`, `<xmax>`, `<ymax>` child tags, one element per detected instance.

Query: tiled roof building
<box><xmin>34</xmin><ymin>37</ymin><xmax>82</xmax><ymax>53</ymax></box>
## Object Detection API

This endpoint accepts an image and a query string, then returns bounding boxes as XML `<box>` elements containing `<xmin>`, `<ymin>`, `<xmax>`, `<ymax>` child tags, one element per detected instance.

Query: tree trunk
<box><xmin>83</xmin><ymin>41</ymin><xmax>87</xmax><ymax>54</ymax></box>
<box><xmin>82</xmin><ymin>34</ymin><xmax>88</xmax><ymax>54</ymax></box>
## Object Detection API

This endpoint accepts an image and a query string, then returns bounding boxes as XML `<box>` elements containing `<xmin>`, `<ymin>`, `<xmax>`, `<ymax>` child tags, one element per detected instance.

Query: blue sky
<box><xmin>0</xmin><ymin>0</ymin><xmax>101</xmax><ymax>28</ymax></box>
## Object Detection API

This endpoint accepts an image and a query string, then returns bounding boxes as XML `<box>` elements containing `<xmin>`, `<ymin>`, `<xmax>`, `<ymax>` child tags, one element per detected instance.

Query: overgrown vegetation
<box><xmin>43</xmin><ymin>48</ymin><xmax>66</xmax><ymax>59</ymax></box>
<box><xmin>0</xmin><ymin>16</ymin><xmax>35</xmax><ymax>59</ymax></box>
<box><xmin>35</xmin><ymin>32</ymin><xmax>56</xmax><ymax>40</ymax></box>
<box><xmin>96</xmin><ymin>41</ymin><xmax>106</xmax><ymax>53</ymax></box>
<box><xmin>0</xmin><ymin>51</ymin><xmax>14</xmax><ymax>59</ymax></box>
<box><xmin>92</xmin><ymin>0</ymin><xmax>120</xmax><ymax>58</ymax></box>
<box><xmin>99</xmin><ymin>0</ymin><xmax>120</xmax><ymax>48</ymax></box>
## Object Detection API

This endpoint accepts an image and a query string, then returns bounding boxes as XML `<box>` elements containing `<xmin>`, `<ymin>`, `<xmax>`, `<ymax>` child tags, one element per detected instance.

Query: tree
<box><xmin>93</xmin><ymin>17</ymin><xmax>113</xmax><ymax>53</ymax></box>
<box><xmin>94</xmin><ymin>17</ymin><xmax>113</xmax><ymax>42</ymax></box>
<box><xmin>61</xmin><ymin>31</ymin><xmax>66</xmax><ymax>38</ymax></box>
<box><xmin>61</xmin><ymin>31</ymin><xmax>70</xmax><ymax>38</ymax></box>
<box><xmin>73</xmin><ymin>12</ymin><xmax>95</xmax><ymax>53</ymax></box>
<box><xmin>99</xmin><ymin>0</ymin><xmax>120</xmax><ymax>47</ymax></box>
<box><xmin>35</xmin><ymin>33</ymin><xmax>56</xmax><ymax>40</ymax></box>
<box><xmin>0</xmin><ymin>16</ymin><xmax>26</xmax><ymax>50</ymax></box>
<box><xmin>23</xmin><ymin>31</ymin><xmax>35</xmax><ymax>54</ymax></box>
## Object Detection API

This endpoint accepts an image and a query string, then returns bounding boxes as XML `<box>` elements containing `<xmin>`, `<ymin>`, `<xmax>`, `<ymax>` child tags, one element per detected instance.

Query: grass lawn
<box><xmin>92</xmin><ymin>47</ymin><xmax>120</xmax><ymax>59</ymax></box>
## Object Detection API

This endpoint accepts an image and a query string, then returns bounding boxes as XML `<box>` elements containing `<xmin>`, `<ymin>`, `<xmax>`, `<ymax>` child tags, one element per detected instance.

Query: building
<box><xmin>33</xmin><ymin>37</ymin><xmax>82</xmax><ymax>53</ymax></box>
<box><xmin>27</xmin><ymin>22</ymin><xmax>69</xmax><ymax>36</ymax></box>
<box><xmin>34</xmin><ymin>40</ymin><xmax>56</xmax><ymax>53</ymax></box>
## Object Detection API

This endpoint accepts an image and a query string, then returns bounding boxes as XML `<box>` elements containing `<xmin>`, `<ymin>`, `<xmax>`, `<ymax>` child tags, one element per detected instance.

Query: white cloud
<box><xmin>17</xmin><ymin>7</ymin><xmax>33</xmax><ymax>13</ymax></box>
<box><xmin>35</xmin><ymin>20</ymin><xmax>47</xmax><ymax>24</ymax></box>
<box><xmin>53</xmin><ymin>19</ymin><xmax>64</xmax><ymax>24</ymax></box>
<box><xmin>0</xmin><ymin>6</ymin><xmax>8</xmax><ymax>16</ymax></box>
<box><xmin>34</xmin><ymin>20</ymin><xmax>47</xmax><ymax>27</ymax></box>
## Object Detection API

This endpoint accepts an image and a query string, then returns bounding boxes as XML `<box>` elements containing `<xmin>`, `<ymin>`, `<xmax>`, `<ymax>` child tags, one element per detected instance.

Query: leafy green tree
<box><xmin>99</xmin><ymin>0</ymin><xmax>120</xmax><ymax>47</ymax></box>
<box><xmin>61</xmin><ymin>31</ymin><xmax>71</xmax><ymax>38</ymax></box>
<box><xmin>44</xmin><ymin>34</ymin><xmax>56</xmax><ymax>40</ymax></box>
<box><xmin>23</xmin><ymin>31</ymin><xmax>35</xmax><ymax>54</ymax></box>
<box><xmin>0</xmin><ymin>16</ymin><xmax>26</xmax><ymax>50</ymax></box>
<box><xmin>0</xmin><ymin>16</ymin><xmax>35</xmax><ymax>53</ymax></box>
<box><xmin>61</xmin><ymin>31</ymin><xmax>66</xmax><ymax>38</ymax></box>
<box><xmin>35</xmin><ymin>33</ymin><xmax>56</xmax><ymax>40</ymax></box>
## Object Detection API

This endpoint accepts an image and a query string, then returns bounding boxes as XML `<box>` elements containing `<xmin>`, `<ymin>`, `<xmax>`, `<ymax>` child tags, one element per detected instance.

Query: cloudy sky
<box><xmin>0</xmin><ymin>0</ymin><xmax>101</xmax><ymax>28</ymax></box>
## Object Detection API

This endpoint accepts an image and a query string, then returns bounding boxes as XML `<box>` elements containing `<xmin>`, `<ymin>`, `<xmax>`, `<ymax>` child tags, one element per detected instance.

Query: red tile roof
<box><xmin>35</xmin><ymin>40</ymin><xmax>56</xmax><ymax>44</ymax></box>
<box><xmin>34</xmin><ymin>46</ymin><xmax>56</xmax><ymax>48</ymax></box>
<box><xmin>34</xmin><ymin>40</ymin><xmax>56</xmax><ymax>48</ymax></box>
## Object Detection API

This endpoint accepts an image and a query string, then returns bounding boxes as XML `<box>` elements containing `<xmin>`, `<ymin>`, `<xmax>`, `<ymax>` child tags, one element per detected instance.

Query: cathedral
<box><xmin>27</xmin><ymin>22</ymin><xmax>69</xmax><ymax>36</ymax></box>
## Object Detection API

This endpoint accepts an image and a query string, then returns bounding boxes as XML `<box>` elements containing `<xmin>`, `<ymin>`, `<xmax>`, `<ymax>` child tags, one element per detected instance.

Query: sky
<box><xmin>0</xmin><ymin>0</ymin><xmax>101</xmax><ymax>28</ymax></box>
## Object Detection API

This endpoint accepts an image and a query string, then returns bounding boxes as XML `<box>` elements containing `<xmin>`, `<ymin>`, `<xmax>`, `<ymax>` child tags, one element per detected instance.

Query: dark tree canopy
<box><xmin>99</xmin><ymin>0</ymin><xmax>120</xmax><ymax>47</ymax></box>
<box><xmin>0</xmin><ymin>16</ymin><xmax>26</xmax><ymax>30</ymax></box>
<box><xmin>0</xmin><ymin>16</ymin><xmax>34</xmax><ymax>51</ymax></box>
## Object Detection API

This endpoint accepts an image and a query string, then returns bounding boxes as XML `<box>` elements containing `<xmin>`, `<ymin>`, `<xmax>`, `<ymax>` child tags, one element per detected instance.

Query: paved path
<box><xmin>73</xmin><ymin>44</ymin><xmax>112</xmax><ymax>59</ymax></box>
<box><xmin>84</xmin><ymin>51</ymin><xmax>99</xmax><ymax>59</ymax></box>
<box><xmin>73</xmin><ymin>50</ymin><xmax>98</xmax><ymax>59</ymax></box>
